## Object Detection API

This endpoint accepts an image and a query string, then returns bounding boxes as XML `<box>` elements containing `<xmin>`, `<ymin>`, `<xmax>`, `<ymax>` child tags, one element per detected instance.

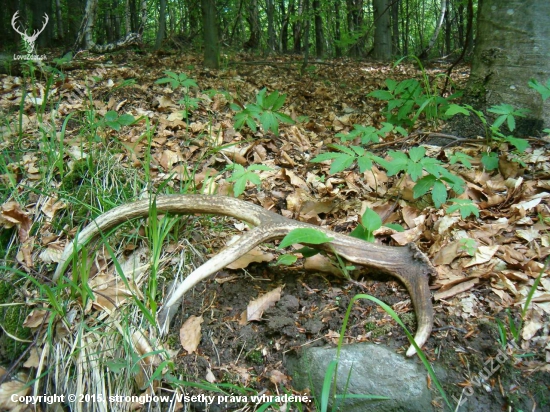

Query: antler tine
<box><xmin>11</xmin><ymin>11</ymin><xmax>25</xmax><ymax>36</ymax></box>
<box><xmin>30</xmin><ymin>13</ymin><xmax>49</xmax><ymax>40</ymax></box>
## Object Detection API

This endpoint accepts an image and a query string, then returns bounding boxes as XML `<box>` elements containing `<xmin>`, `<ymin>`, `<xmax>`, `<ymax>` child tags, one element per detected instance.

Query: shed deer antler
<box><xmin>53</xmin><ymin>195</ymin><xmax>434</xmax><ymax>356</ymax></box>
<box><xmin>11</xmin><ymin>11</ymin><xmax>49</xmax><ymax>54</ymax></box>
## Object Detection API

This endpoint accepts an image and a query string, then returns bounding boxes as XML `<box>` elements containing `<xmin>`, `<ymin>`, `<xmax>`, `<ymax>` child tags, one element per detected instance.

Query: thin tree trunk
<box><xmin>373</xmin><ymin>0</ymin><xmax>391</xmax><ymax>61</ymax></box>
<box><xmin>313</xmin><ymin>0</ymin><xmax>324</xmax><ymax>57</ymax></box>
<box><xmin>420</xmin><ymin>0</ymin><xmax>446</xmax><ymax>58</ymax></box>
<box><xmin>155</xmin><ymin>0</ymin><xmax>167</xmax><ymax>50</ymax></box>
<box><xmin>201</xmin><ymin>0</ymin><xmax>219</xmax><ymax>69</ymax></box>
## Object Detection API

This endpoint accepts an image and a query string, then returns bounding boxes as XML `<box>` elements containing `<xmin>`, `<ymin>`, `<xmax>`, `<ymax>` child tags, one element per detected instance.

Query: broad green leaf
<box><xmin>481</xmin><ymin>152</ymin><xmax>499</xmax><ymax>171</ymax></box>
<box><xmin>350</xmin><ymin>224</ymin><xmax>371</xmax><ymax>242</ymax></box>
<box><xmin>384</xmin><ymin>223</ymin><xmax>404</xmax><ymax>232</ymax></box>
<box><xmin>445</xmin><ymin>104</ymin><xmax>470</xmax><ymax>116</ymax></box>
<box><xmin>505</xmin><ymin>136</ymin><xmax>529</xmax><ymax>152</ymax></box>
<box><xmin>413</xmin><ymin>175</ymin><xmax>436</xmax><ymax>198</ymax></box>
<box><xmin>408</xmin><ymin>146</ymin><xmax>426</xmax><ymax>162</ymax></box>
<box><xmin>275</xmin><ymin>254</ymin><xmax>298</xmax><ymax>266</ymax></box>
<box><xmin>447</xmin><ymin>198</ymin><xmax>480</xmax><ymax>219</ymax></box>
<box><xmin>368</xmin><ymin>90</ymin><xmax>393</xmax><ymax>100</ymax></box>
<box><xmin>330</xmin><ymin>154</ymin><xmax>355</xmax><ymax>174</ymax></box>
<box><xmin>278</xmin><ymin>228</ymin><xmax>333</xmax><ymax>249</ymax></box>
<box><xmin>248</xmin><ymin>164</ymin><xmax>273</xmax><ymax>171</ymax></box>
<box><xmin>407</xmin><ymin>162</ymin><xmax>424</xmax><ymax>181</ymax></box>
<box><xmin>450</xmin><ymin>152</ymin><xmax>473</xmax><ymax>168</ymax></box>
<box><xmin>105</xmin><ymin>111</ymin><xmax>118</xmax><ymax>122</ymax></box>
<box><xmin>362</xmin><ymin>208</ymin><xmax>382</xmax><ymax>233</ymax></box>
<box><xmin>431</xmin><ymin>180</ymin><xmax>448</xmax><ymax>208</ymax></box>
<box><xmin>118</xmin><ymin>114</ymin><xmax>135</xmax><ymax>126</ymax></box>
<box><xmin>357</xmin><ymin>155</ymin><xmax>373</xmax><ymax>172</ymax></box>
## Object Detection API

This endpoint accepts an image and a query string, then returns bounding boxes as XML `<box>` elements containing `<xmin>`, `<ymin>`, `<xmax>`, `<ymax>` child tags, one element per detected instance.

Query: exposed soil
<box><xmin>167</xmin><ymin>255</ymin><xmax>549</xmax><ymax>412</ymax></box>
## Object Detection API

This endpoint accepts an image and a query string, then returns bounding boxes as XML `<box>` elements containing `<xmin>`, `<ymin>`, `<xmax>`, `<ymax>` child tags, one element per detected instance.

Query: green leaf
<box><xmin>450</xmin><ymin>152</ymin><xmax>473</xmax><ymax>168</ymax></box>
<box><xmin>368</xmin><ymin>90</ymin><xmax>393</xmax><ymax>100</ymax></box>
<box><xmin>505</xmin><ymin>136</ymin><xmax>529</xmax><ymax>152</ymax></box>
<box><xmin>106</xmin><ymin>121</ymin><xmax>120</xmax><ymax>131</ymax></box>
<box><xmin>413</xmin><ymin>175</ymin><xmax>436</xmax><ymax>198</ymax></box>
<box><xmin>384</xmin><ymin>223</ymin><xmax>404</xmax><ymax>232</ymax></box>
<box><xmin>104</xmin><ymin>111</ymin><xmax>118</xmax><ymax>122</ymax></box>
<box><xmin>445</xmin><ymin>104</ymin><xmax>470</xmax><ymax>117</ymax></box>
<box><xmin>431</xmin><ymin>180</ymin><xmax>448</xmax><ymax>208</ymax></box>
<box><xmin>350</xmin><ymin>224</ymin><xmax>371</xmax><ymax>242</ymax></box>
<box><xmin>528</xmin><ymin>78</ymin><xmax>550</xmax><ymax>100</ymax></box>
<box><xmin>275</xmin><ymin>254</ymin><xmax>298</xmax><ymax>266</ymax></box>
<box><xmin>330</xmin><ymin>154</ymin><xmax>355</xmax><ymax>174</ymax></box>
<box><xmin>481</xmin><ymin>152</ymin><xmax>499</xmax><ymax>171</ymax></box>
<box><xmin>362</xmin><ymin>208</ymin><xmax>382</xmax><ymax>233</ymax></box>
<box><xmin>447</xmin><ymin>198</ymin><xmax>480</xmax><ymax>219</ymax></box>
<box><xmin>278</xmin><ymin>228</ymin><xmax>333</xmax><ymax>249</ymax></box>
<box><xmin>296</xmin><ymin>246</ymin><xmax>320</xmax><ymax>257</ymax></box>
<box><xmin>118</xmin><ymin>114</ymin><xmax>135</xmax><ymax>126</ymax></box>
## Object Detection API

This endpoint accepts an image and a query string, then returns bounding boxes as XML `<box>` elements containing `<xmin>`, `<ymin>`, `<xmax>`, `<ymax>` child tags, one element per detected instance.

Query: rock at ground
<box><xmin>285</xmin><ymin>343</ymin><xmax>433</xmax><ymax>412</ymax></box>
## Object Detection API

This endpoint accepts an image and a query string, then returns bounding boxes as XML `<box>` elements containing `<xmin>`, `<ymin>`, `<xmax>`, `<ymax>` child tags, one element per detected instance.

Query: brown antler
<box><xmin>53</xmin><ymin>195</ymin><xmax>434</xmax><ymax>356</ymax></box>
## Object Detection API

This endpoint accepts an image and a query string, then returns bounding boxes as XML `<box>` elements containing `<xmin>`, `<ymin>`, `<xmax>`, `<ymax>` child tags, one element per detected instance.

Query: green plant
<box><xmin>311</xmin><ymin>144</ymin><xmax>383</xmax><ymax>175</ymax></box>
<box><xmin>102</xmin><ymin>110</ymin><xmax>136</xmax><ymax>132</ymax></box>
<box><xmin>369</xmin><ymin>57</ymin><xmax>460</xmax><ymax>128</ymax></box>
<box><xmin>226</xmin><ymin>164</ymin><xmax>272</xmax><ymax>197</ymax></box>
<box><xmin>145</xmin><ymin>198</ymin><xmax>178</xmax><ymax>314</ymax></box>
<box><xmin>446</xmin><ymin>198</ymin><xmax>480</xmax><ymax>219</ymax></box>
<box><xmin>231</xmin><ymin>88</ymin><xmax>295</xmax><ymax>136</ymax></box>
<box><xmin>458</xmin><ymin>238</ymin><xmax>477</xmax><ymax>256</ymax></box>
<box><xmin>446</xmin><ymin>101</ymin><xmax>530</xmax><ymax>171</ymax></box>
<box><xmin>336</xmin><ymin>122</ymin><xmax>408</xmax><ymax>145</ymax></box>
<box><xmin>528</xmin><ymin>78</ymin><xmax>550</xmax><ymax>101</ymax></box>
<box><xmin>349</xmin><ymin>208</ymin><xmax>404</xmax><ymax>243</ymax></box>
<box><xmin>378</xmin><ymin>146</ymin><xmax>465</xmax><ymax>208</ymax></box>
<box><xmin>156</xmin><ymin>71</ymin><xmax>200</xmax><ymax>120</ymax></box>
<box><xmin>321</xmin><ymin>294</ymin><xmax>452</xmax><ymax>411</ymax></box>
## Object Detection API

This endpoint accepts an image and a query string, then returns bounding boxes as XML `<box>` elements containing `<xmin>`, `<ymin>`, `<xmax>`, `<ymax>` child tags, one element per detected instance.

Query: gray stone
<box><xmin>285</xmin><ymin>343</ymin><xmax>433</xmax><ymax>412</ymax></box>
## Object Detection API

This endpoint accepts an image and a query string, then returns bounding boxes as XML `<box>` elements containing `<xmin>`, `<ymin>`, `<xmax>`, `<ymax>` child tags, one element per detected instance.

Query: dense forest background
<box><xmin>0</xmin><ymin>0</ymin><xmax>474</xmax><ymax>62</ymax></box>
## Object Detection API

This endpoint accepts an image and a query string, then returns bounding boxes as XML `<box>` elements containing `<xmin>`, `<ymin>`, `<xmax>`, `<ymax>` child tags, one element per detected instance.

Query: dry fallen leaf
<box><xmin>179</xmin><ymin>315</ymin><xmax>203</xmax><ymax>354</ymax></box>
<box><xmin>0</xmin><ymin>202</ymin><xmax>32</xmax><ymax>242</ymax></box>
<box><xmin>464</xmin><ymin>245</ymin><xmax>499</xmax><ymax>268</ymax></box>
<box><xmin>226</xmin><ymin>247</ymin><xmax>275</xmax><ymax>269</ymax></box>
<box><xmin>0</xmin><ymin>374</ymin><xmax>30</xmax><ymax>412</ymax></box>
<box><xmin>247</xmin><ymin>287</ymin><xmax>283</xmax><ymax>322</ymax></box>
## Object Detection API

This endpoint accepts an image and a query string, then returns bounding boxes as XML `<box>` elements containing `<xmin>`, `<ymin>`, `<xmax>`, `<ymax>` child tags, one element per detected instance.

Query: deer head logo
<box><xmin>11</xmin><ymin>11</ymin><xmax>49</xmax><ymax>55</ymax></box>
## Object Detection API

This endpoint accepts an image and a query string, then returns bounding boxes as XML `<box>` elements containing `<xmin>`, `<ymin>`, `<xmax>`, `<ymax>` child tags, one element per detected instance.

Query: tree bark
<box><xmin>155</xmin><ymin>0</ymin><xmax>167</xmax><ymax>50</ymax></box>
<box><xmin>313</xmin><ymin>0</ymin><xmax>324</xmax><ymax>58</ymax></box>
<box><xmin>373</xmin><ymin>0</ymin><xmax>391</xmax><ymax>61</ymax></box>
<box><xmin>419</xmin><ymin>0</ymin><xmax>446</xmax><ymax>58</ymax></box>
<box><xmin>201</xmin><ymin>0</ymin><xmax>219</xmax><ymax>69</ymax></box>
<box><xmin>468</xmin><ymin>0</ymin><xmax>550</xmax><ymax>132</ymax></box>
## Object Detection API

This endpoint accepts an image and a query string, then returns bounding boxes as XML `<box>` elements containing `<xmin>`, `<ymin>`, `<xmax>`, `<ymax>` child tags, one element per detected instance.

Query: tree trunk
<box><xmin>313</xmin><ymin>0</ymin><xmax>324</xmax><ymax>58</ymax></box>
<box><xmin>391</xmin><ymin>0</ymin><xmax>400</xmax><ymax>55</ymax></box>
<box><xmin>244</xmin><ymin>0</ymin><xmax>260</xmax><ymax>49</ymax></box>
<box><xmin>280</xmin><ymin>0</ymin><xmax>290</xmax><ymax>52</ymax></box>
<box><xmin>419</xmin><ymin>0</ymin><xmax>446</xmax><ymax>58</ymax></box>
<box><xmin>333</xmin><ymin>0</ymin><xmax>341</xmax><ymax>57</ymax></box>
<box><xmin>292</xmin><ymin>0</ymin><xmax>303</xmax><ymax>53</ymax></box>
<box><xmin>155</xmin><ymin>0</ymin><xmax>167</xmax><ymax>50</ymax></box>
<box><xmin>444</xmin><ymin>0</ymin><xmax>451</xmax><ymax>54</ymax></box>
<box><xmin>373</xmin><ymin>0</ymin><xmax>391</xmax><ymax>61</ymax></box>
<box><xmin>266</xmin><ymin>0</ymin><xmax>276</xmax><ymax>52</ymax></box>
<box><xmin>55</xmin><ymin>0</ymin><xmax>64</xmax><ymax>39</ymax></box>
<box><xmin>468</xmin><ymin>0</ymin><xmax>550</xmax><ymax>132</ymax></box>
<box><xmin>201</xmin><ymin>0</ymin><xmax>219</xmax><ymax>69</ymax></box>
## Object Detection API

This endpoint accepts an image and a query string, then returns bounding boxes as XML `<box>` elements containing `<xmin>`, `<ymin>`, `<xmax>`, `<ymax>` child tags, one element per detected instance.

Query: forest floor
<box><xmin>0</xmin><ymin>50</ymin><xmax>549</xmax><ymax>412</ymax></box>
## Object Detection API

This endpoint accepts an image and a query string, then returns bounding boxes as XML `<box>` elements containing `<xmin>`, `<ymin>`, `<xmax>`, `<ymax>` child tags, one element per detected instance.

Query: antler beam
<box><xmin>53</xmin><ymin>195</ymin><xmax>434</xmax><ymax>356</ymax></box>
